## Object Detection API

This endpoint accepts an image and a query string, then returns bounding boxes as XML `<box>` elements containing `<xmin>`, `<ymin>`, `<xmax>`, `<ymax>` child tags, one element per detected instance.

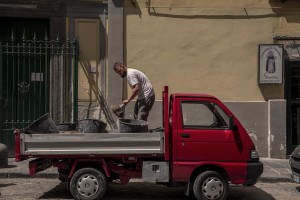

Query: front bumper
<box><xmin>245</xmin><ymin>161</ymin><xmax>264</xmax><ymax>185</ymax></box>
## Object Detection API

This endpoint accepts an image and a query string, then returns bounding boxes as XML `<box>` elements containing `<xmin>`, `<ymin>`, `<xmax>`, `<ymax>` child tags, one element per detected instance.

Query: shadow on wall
<box><xmin>258</xmin><ymin>84</ymin><xmax>285</xmax><ymax>101</ymax></box>
<box><xmin>79</xmin><ymin>59</ymin><xmax>103</xmax><ymax>119</ymax></box>
<box><xmin>269</xmin><ymin>0</ymin><xmax>300</xmax><ymax>23</ymax></box>
<box><xmin>124</xmin><ymin>0</ymin><xmax>142</xmax><ymax>17</ymax></box>
<box><xmin>125</xmin><ymin>0</ymin><xmax>300</xmax><ymax>21</ymax></box>
<box><xmin>123</xmin><ymin>0</ymin><xmax>140</xmax><ymax>101</ymax></box>
<box><xmin>143</xmin><ymin>0</ymin><xmax>279</xmax><ymax>20</ymax></box>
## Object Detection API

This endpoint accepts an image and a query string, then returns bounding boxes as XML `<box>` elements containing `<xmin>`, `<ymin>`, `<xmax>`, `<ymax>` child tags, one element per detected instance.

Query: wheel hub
<box><xmin>202</xmin><ymin>177</ymin><xmax>223</xmax><ymax>200</ymax></box>
<box><xmin>77</xmin><ymin>174</ymin><xmax>99</xmax><ymax>197</ymax></box>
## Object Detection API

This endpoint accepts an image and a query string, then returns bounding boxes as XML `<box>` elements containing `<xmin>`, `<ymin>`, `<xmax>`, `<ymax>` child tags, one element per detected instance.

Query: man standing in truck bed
<box><xmin>113</xmin><ymin>62</ymin><xmax>155</xmax><ymax>121</ymax></box>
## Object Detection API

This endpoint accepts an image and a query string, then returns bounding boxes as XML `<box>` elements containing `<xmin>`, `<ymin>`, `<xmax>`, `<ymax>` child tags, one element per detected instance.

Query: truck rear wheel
<box><xmin>70</xmin><ymin>168</ymin><xmax>107</xmax><ymax>200</ymax></box>
<box><xmin>193</xmin><ymin>171</ymin><xmax>228</xmax><ymax>200</ymax></box>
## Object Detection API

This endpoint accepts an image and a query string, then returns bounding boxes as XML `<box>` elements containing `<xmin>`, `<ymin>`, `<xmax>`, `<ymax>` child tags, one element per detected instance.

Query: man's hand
<box><xmin>122</xmin><ymin>99</ymin><xmax>130</xmax><ymax>106</ymax></box>
<box><xmin>123</xmin><ymin>83</ymin><xmax>140</xmax><ymax>106</ymax></box>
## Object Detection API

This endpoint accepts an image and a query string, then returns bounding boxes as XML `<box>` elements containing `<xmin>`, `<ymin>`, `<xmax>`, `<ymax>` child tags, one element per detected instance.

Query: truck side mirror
<box><xmin>229</xmin><ymin>116</ymin><xmax>238</xmax><ymax>131</ymax></box>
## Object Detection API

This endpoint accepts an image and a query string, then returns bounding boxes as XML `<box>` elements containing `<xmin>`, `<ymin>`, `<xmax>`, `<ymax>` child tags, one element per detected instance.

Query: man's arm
<box><xmin>123</xmin><ymin>83</ymin><xmax>140</xmax><ymax>105</ymax></box>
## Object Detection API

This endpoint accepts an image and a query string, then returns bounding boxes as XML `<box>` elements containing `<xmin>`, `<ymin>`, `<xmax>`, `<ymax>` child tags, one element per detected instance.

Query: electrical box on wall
<box><xmin>90</xmin><ymin>65</ymin><xmax>97</xmax><ymax>73</ymax></box>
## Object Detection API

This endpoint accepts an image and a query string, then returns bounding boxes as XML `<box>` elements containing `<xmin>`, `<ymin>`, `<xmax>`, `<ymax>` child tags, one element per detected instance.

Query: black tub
<box><xmin>56</xmin><ymin>123</ymin><xmax>77</xmax><ymax>131</ymax></box>
<box><xmin>119</xmin><ymin>119</ymin><xmax>148</xmax><ymax>133</ymax></box>
<box><xmin>77</xmin><ymin>119</ymin><xmax>107</xmax><ymax>133</ymax></box>
<box><xmin>24</xmin><ymin>113</ymin><xmax>59</xmax><ymax>134</ymax></box>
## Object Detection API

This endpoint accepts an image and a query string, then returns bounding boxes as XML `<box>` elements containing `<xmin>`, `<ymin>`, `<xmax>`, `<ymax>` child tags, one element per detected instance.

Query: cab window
<box><xmin>181</xmin><ymin>101</ymin><xmax>229</xmax><ymax>129</ymax></box>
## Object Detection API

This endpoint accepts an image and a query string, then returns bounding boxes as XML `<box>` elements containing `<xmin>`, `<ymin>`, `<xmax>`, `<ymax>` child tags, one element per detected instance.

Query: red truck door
<box><xmin>174</xmin><ymin>97</ymin><xmax>245</xmax><ymax>162</ymax></box>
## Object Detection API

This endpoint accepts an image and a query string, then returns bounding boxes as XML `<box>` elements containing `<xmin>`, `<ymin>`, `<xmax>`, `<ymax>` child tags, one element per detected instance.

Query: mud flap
<box><xmin>29</xmin><ymin>158</ymin><xmax>52</xmax><ymax>176</ymax></box>
<box><xmin>184</xmin><ymin>181</ymin><xmax>190</xmax><ymax>196</ymax></box>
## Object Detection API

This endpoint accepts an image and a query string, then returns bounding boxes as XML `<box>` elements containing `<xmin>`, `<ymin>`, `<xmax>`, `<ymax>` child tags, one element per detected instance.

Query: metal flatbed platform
<box><xmin>20</xmin><ymin>131</ymin><xmax>165</xmax><ymax>156</ymax></box>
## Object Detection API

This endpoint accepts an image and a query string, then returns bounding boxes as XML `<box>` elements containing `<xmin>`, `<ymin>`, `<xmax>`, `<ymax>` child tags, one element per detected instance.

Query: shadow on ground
<box><xmin>0</xmin><ymin>183</ymin><xmax>15</xmax><ymax>188</ymax></box>
<box><xmin>2</xmin><ymin>165</ymin><xmax>17</xmax><ymax>169</ymax></box>
<box><xmin>39</xmin><ymin>182</ymin><xmax>72</xmax><ymax>199</ymax></box>
<box><xmin>38</xmin><ymin>182</ymin><xmax>276</xmax><ymax>200</ymax></box>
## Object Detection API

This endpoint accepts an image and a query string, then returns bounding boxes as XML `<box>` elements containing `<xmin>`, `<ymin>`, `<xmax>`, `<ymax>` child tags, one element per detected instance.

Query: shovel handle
<box><xmin>120</xmin><ymin>103</ymin><xmax>125</xmax><ymax>108</ymax></box>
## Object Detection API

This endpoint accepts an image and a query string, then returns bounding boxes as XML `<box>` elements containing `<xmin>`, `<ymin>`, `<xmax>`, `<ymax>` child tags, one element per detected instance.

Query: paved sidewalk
<box><xmin>259</xmin><ymin>158</ymin><xmax>292</xmax><ymax>183</ymax></box>
<box><xmin>0</xmin><ymin>157</ymin><xmax>293</xmax><ymax>183</ymax></box>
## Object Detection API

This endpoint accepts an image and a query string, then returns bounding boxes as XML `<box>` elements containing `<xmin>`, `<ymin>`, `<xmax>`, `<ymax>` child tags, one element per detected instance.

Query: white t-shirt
<box><xmin>127</xmin><ymin>68</ymin><xmax>155</xmax><ymax>100</ymax></box>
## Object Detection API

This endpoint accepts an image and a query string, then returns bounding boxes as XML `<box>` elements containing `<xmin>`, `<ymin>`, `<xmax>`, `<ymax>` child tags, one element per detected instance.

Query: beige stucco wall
<box><xmin>75</xmin><ymin>18</ymin><xmax>100</xmax><ymax>101</ymax></box>
<box><xmin>124</xmin><ymin>0</ymin><xmax>300</xmax><ymax>101</ymax></box>
<box><xmin>74</xmin><ymin>18</ymin><xmax>102</xmax><ymax>119</ymax></box>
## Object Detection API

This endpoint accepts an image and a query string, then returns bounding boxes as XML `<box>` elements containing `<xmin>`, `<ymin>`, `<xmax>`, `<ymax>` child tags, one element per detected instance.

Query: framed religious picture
<box><xmin>258</xmin><ymin>44</ymin><xmax>283</xmax><ymax>84</ymax></box>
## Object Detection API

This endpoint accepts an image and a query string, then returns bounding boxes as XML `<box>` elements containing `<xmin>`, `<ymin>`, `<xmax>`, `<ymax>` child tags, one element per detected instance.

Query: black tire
<box><xmin>193</xmin><ymin>171</ymin><xmax>229</xmax><ymax>200</ymax></box>
<box><xmin>67</xmin><ymin>180</ymin><xmax>71</xmax><ymax>192</ymax></box>
<box><xmin>243</xmin><ymin>183</ymin><xmax>254</xmax><ymax>187</ymax></box>
<box><xmin>70</xmin><ymin>168</ymin><xmax>107</xmax><ymax>200</ymax></box>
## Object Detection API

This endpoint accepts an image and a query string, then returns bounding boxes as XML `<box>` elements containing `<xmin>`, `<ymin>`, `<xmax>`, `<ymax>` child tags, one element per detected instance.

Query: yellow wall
<box><xmin>124</xmin><ymin>0</ymin><xmax>300</xmax><ymax>101</ymax></box>
<box><xmin>75</xmin><ymin>18</ymin><xmax>100</xmax><ymax>101</ymax></box>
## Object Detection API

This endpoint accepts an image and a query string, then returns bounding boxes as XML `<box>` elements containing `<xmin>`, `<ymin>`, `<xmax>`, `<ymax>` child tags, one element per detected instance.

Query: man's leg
<box><xmin>134</xmin><ymin>100</ymin><xmax>139</xmax><ymax>119</ymax></box>
<box><xmin>138</xmin><ymin>95</ymin><xmax>155</xmax><ymax>121</ymax></box>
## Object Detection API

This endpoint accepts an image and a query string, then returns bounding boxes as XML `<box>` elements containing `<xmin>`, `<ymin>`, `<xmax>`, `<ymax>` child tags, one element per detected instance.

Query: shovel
<box><xmin>112</xmin><ymin>103</ymin><xmax>125</xmax><ymax>118</ymax></box>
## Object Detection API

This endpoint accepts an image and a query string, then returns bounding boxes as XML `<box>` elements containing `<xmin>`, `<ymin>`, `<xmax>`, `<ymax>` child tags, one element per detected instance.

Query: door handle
<box><xmin>181</xmin><ymin>133</ymin><xmax>190</xmax><ymax>138</ymax></box>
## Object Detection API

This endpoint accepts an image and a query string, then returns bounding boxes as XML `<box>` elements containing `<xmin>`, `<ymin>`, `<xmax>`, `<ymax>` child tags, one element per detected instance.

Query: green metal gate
<box><xmin>0</xmin><ymin>32</ymin><xmax>79</xmax><ymax>156</ymax></box>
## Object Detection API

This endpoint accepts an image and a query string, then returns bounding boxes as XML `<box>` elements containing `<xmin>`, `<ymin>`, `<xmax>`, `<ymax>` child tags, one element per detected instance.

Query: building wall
<box><xmin>75</xmin><ymin>18</ymin><xmax>101</xmax><ymax>120</ymax></box>
<box><xmin>120</xmin><ymin>0</ymin><xmax>300</xmax><ymax>158</ymax></box>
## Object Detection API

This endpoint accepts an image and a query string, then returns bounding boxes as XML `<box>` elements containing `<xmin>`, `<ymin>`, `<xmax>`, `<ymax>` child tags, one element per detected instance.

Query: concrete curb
<box><xmin>258</xmin><ymin>177</ymin><xmax>293</xmax><ymax>183</ymax></box>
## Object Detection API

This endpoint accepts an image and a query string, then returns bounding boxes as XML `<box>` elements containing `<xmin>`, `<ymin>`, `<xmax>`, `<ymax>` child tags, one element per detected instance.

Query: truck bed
<box><xmin>20</xmin><ymin>131</ymin><xmax>165</xmax><ymax>156</ymax></box>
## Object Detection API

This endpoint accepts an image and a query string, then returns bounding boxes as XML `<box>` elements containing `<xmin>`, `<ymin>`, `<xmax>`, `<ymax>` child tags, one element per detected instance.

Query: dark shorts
<box><xmin>134</xmin><ymin>95</ymin><xmax>155</xmax><ymax>121</ymax></box>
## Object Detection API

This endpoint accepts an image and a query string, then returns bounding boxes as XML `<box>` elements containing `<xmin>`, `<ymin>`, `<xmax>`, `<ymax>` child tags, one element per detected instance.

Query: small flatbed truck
<box><xmin>14</xmin><ymin>86</ymin><xmax>263</xmax><ymax>200</ymax></box>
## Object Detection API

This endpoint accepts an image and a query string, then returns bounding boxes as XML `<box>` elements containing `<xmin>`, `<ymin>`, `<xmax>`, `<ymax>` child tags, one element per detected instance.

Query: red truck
<box><xmin>14</xmin><ymin>86</ymin><xmax>263</xmax><ymax>200</ymax></box>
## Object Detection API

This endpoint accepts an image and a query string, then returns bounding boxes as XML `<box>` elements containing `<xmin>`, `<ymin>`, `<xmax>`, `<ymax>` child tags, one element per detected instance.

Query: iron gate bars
<box><xmin>0</xmin><ymin>31</ymin><xmax>79</xmax><ymax>132</ymax></box>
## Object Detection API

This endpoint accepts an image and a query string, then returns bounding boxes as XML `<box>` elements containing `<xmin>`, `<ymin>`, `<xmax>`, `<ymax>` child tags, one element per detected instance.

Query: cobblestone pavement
<box><xmin>0</xmin><ymin>178</ymin><xmax>299</xmax><ymax>200</ymax></box>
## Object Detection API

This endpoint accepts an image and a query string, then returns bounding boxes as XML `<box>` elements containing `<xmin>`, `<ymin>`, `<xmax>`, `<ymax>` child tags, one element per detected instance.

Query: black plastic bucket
<box><xmin>119</xmin><ymin>119</ymin><xmax>148</xmax><ymax>133</ymax></box>
<box><xmin>24</xmin><ymin>113</ymin><xmax>59</xmax><ymax>134</ymax></box>
<box><xmin>56</xmin><ymin>123</ymin><xmax>77</xmax><ymax>131</ymax></box>
<box><xmin>77</xmin><ymin>119</ymin><xmax>107</xmax><ymax>133</ymax></box>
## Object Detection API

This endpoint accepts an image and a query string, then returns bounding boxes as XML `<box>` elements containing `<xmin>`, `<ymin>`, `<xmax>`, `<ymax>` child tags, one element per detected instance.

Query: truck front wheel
<box><xmin>70</xmin><ymin>168</ymin><xmax>107</xmax><ymax>200</ymax></box>
<box><xmin>193</xmin><ymin>171</ymin><xmax>228</xmax><ymax>200</ymax></box>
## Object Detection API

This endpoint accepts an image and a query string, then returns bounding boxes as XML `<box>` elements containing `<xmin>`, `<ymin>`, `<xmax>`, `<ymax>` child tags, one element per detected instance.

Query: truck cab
<box><xmin>166</xmin><ymin>91</ymin><xmax>263</xmax><ymax>199</ymax></box>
